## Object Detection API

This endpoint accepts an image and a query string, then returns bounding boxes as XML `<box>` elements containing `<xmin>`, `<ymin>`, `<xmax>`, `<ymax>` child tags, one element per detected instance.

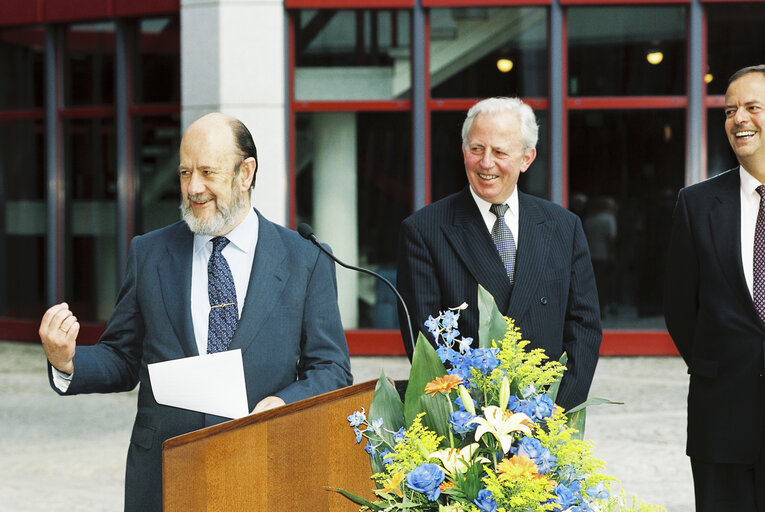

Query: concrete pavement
<box><xmin>0</xmin><ymin>341</ymin><xmax>693</xmax><ymax>511</ymax></box>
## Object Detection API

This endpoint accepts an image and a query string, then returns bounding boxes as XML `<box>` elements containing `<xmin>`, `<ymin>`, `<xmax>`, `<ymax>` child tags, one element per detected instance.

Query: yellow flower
<box><xmin>470</xmin><ymin>405</ymin><xmax>534</xmax><ymax>453</ymax></box>
<box><xmin>429</xmin><ymin>443</ymin><xmax>489</xmax><ymax>476</ymax></box>
<box><xmin>380</xmin><ymin>471</ymin><xmax>404</xmax><ymax>497</ymax></box>
<box><xmin>424</xmin><ymin>374</ymin><xmax>463</xmax><ymax>395</ymax></box>
<box><xmin>497</xmin><ymin>455</ymin><xmax>539</xmax><ymax>480</ymax></box>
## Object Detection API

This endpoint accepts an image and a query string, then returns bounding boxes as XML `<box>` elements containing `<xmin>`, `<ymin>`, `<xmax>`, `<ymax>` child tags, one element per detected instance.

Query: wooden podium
<box><xmin>163</xmin><ymin>380</ymin><xmax>378</xmax><ymax>511</ymax></box>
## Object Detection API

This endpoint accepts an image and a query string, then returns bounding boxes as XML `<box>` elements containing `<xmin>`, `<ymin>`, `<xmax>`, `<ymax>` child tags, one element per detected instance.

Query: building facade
<box><xmin>1</xmin><ymin>0</ymin><xmax>762</xmax><ymax>354</ymax></box>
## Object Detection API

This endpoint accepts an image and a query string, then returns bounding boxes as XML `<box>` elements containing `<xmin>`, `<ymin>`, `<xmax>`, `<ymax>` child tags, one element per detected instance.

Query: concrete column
<box><xmin>181</xmin><ymin>0</ymin><xmax>287</xmax><ymax>225</ymax></box>
<box><xmin>312</xmin><ymin>113</ymin><xmax>358</xmax><ymax>328</ymax></box>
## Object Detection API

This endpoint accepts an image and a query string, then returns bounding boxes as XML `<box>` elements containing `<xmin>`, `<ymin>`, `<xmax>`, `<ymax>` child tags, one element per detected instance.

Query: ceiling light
<box><xmin>646</xmin><ymin>51</ymin><xmax>663</xmax><ymax>65</ymax></box>
<box><xmin>497</xmin><ymin>58</ymin><xmax>513</xmax><ymax>73</ymax></box>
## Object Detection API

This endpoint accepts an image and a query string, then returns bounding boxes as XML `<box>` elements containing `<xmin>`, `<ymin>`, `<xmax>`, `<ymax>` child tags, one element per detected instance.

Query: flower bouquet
<box><xmin>332</xmin><ymin>285</ymin><xmax>665</xmax><ymax>512</ymax></box>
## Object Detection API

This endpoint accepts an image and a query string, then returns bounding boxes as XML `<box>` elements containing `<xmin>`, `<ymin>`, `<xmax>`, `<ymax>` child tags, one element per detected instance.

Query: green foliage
<box><xmin>405</xmin><ymin>333</ymin><xmax>452</xmax><ymax>443</ymax></box>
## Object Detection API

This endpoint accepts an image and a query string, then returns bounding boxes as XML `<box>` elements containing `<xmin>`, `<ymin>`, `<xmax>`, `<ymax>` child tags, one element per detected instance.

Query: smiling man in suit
<box><xmin>397</xmin><ymin>97</ymin><xmax>601</xmax><ymax>411</ymax></box>
<box><xmin>38</xmin><ymin>112</ymin><xmax>352</xmax><ymax>512</ymax></box>
<box><xmin>665</xmin><ymin>65</ymin><xmax>765</xmax><ymax>511</ymax></box>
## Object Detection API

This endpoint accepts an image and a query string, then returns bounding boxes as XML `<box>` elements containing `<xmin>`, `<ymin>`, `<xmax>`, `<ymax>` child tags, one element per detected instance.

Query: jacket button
<box><xmin>540</xmin><ymin>297</ymin><xmax>548</xmax><ymax>305</ymax></box>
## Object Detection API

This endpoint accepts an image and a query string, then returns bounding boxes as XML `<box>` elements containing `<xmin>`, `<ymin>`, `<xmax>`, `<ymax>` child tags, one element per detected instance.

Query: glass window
<box><xmin>135</xmin><ymin>18</ymin><xmax>180</xmax><ymax>104</ymax></box>
<box><xmin>295</xmin><ymin>111</ymin><xmax>412</xmax><ymax>329</ymax></box>
<box><xmin>430</xmin><ymin>7</ymin><xmax>548</xmax><ymax>98</ymax></box>
<box><xmin>568</xmin><ymin>109</ymin><xmax>685</xmax><ymax>329</ymax></box>
<box><xmin>0</xmin><ymin>120</ymin><xmax>46</xmax><ymax>319</ymax></box>
<box><xmin>0</xmin><ymin>27</ymin><xmax>45</xmax><ymax>110</ymax></box>
<box><xmin>706</xmin><ymin>3</ymin><xmax>765</xmax><ymax>96</ymax></box>
<box><xmin>567</xmin><ymin>6</ymin><xmax>686</xmax><ymax>96</ymax></box>
<box><xmin>294</xmin><ymin>9</ymin><xmax>412</xmax><ymax>100</ymax></box>
<box><xmin>135</xmin><ymin>115</ymin><xmax>182</xmax><ymax>234</ymax></box>
<box><xmin>707</xmin><ymin>107</ymin><xmax>738</xmax><ymax>178</ymax></box>
<box><xmin>430</xmin><ymin>110</ymin><xmax>548</xmax><ymax>203</ymax></box>
<box><xmin>65</xmin><ymin>22</ymin><xmax>116</xmax><ymax>106</ymax></box>
<box><xmin>64</xmin><ymin>118</ymin><xmax>117</xmax><ymax>322</ymax></box>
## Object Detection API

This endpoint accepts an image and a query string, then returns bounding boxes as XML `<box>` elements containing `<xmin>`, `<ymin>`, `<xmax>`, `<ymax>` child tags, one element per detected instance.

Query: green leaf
<box><xmin>325</xmin><ymin>487</ymin><xmax>384</xmax><ymax>510</ymax></box>
<box><xmin>477</xmin><ymin>284</ymin><xmax>508</xmax><ymax>349</ymax></box>
<box><xmin>404</xmin><ymin>333</ymin><xmax>451</xmax><ymax>441</ymax></box>
<box><xmin>546</xmin><ymin>353</ymin><xmax>568</xmax><ymax>403</ymax></box>
<box><xmin>368</xmin><ymin>371</ymin><xmax>406</xmax><ymax>474</ymax></box>
<box><xmin>566</xmin><ymin>408</ymin><xmax>586</xmax><ymax>440</ymax></box>
<box><xmin>566</xmin><ymin>397</ymin><xmax>623</xmax><ymax>415</ymax></box>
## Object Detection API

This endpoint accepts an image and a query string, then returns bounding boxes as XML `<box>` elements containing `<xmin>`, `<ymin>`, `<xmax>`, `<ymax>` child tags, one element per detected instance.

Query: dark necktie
<box><xmin>207</xmin><ymin>236</ymin><xmax>239</xmax><ymax>354</ymax></box>
<box><xmin>754</xmin><ymin>185</ymin><xmax>765</xmax><ymax>325</ymax></box>
<box><xmin>489</xmin><ymin>203</ymin><xmax>517</xmax><ymax>284</ymax></box>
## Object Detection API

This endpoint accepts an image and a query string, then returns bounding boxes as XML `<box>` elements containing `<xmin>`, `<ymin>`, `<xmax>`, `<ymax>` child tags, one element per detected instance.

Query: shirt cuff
<box><xmin>52</xmin><ymin>367</ymin><xmax>73</xmax><ymax>392</ymax></box>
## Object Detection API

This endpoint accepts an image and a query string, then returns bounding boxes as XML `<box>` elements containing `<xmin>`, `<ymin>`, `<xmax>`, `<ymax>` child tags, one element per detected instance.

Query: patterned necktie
<box><xmin>207</xmin><ymin>236</ymin><xmax>239</xmax><ymax>354</ymax></box>
<box><xmin>754</xmin><ymin>185</ymin><xmax>765</xmax><ymax>325</ymax></box>
<box><xmin>489</xmin><ymin>203</ymin><xmax>517</xmax><ymax>284</ymax></box>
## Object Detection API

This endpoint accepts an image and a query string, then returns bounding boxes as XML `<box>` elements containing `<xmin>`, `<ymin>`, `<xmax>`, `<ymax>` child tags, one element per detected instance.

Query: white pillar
<box><xmin>313</xmin><ymin>113</ymin><xmax>358</xmax><ymax>328</ymax></box>
<box><xmin>181</xmin><ymin>0</ymin><xmax>287</xmax><ymax>225</ymax></box>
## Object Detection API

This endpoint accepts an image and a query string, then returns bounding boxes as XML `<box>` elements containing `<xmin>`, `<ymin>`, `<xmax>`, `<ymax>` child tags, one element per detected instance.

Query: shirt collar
<box><xmin>193</xmin><ymin>207</ymin><xmax>259</xmax><ymax>255</ymax></box>
<box><xmin>468</xmin><ymin>185</ymin><xmax>519</xmax><ymax>219</ymax></box>
<box><xmin>740</xmin><ymin>166</ymin><xmax>763</xmax><ymax>197</ymax></box>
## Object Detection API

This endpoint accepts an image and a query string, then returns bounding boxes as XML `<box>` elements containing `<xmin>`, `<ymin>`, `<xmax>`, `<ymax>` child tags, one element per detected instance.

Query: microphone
<box><xmin>297</xmin><ymin>222</ymin><xmax>416</xmax><ymax>357</ymax></box>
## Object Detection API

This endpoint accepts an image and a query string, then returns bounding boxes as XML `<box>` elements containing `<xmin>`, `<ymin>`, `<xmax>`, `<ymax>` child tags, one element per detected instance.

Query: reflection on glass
<box><xmin>0</xmin><ymin>120</ymin><xmax>46</xmax><ymax>319</ymax></box>
<box><xmin>136</xmin><ymin>17</ymin><xmax>180</xmax><ymax>104</ymax></box>
<box><xmin>568</xmin><ymin>109</ymin><xmax>685</xmax><ymax>329</ymax></box>
<box><xmin>707</xmin><ymin>108</ymin><xmax>738</xmax><ymax>178</ymax></box>
<box><xmin>136</xmin><ymin>115</ymin><xmax>182</xmax><ymax>234</ymax></box>
<box><xmin>64</xmin><ymin>118</ymin><xmax>117</xmax><ymax>322</ymax></box>
<box><xmin>707</xmin><ymin>4</ymin><xmax>765</xmax><ymax>95</ymax></box>
<box><xmin>295</xmin><ymin>112</ymin><xmax>412</xmax><ymax>328</ymax></box>
<box><xmin>430</xmin><ymin>110</ymin><xmax>548</xmax><ymax>203</ymax></box>
<box><xmin>294</xmin><ymin>10</ymin><xmax>411</xmax><ymax>100</ymax></box>
<box><xmin>567</xmin><ymin>6</ymin><xmax>686</xmax><ymax>96</ymax></box>
<box><xmin>66</xmin><ymin>22</ymin><xmax>116</xmax><ymax>106</ymax></box>
<box><xmin>430</xmin><ymin>7</ymin><xmax>547</xmax><ymax>98</ymax></box>
<box><xmin>0</xmin><ymin>27</ymin><xmax>45</xmax><ymax>110</ymax></box>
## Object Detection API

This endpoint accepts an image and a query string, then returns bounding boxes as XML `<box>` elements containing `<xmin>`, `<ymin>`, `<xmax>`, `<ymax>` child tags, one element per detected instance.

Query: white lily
<box><xmin>429</xmin><ymin>443</ymin><xmax>489</xmax><ymax>476</ymax></box>
<box><xmin>469</xmin><ymin>405</ymin><xmax>533</xmax><ymax>454</ymax></box>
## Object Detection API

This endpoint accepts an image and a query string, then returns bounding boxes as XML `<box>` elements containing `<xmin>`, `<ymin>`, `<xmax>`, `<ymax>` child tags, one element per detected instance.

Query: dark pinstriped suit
<box><xmin>397</xmin><ymin>186</ymin><xmax>602</xmax><ymax>410</ymax></box>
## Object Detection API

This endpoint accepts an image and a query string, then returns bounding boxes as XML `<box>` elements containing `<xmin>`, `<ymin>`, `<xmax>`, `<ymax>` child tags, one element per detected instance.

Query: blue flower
<box><xmin>405</xmin><ymin>463</ymin><xmax>445</xmax><ymax>501</ymax></box>
<box><xmin>529</xmin><ymin>394</ymin><xmax>555</xmax><ymax>421</ymax></box>
<box><xmin>425</xmin><ymin>315</ymin><xmax>440</xmax><ymax>338</ymax></box>
<box><xmin>471</xmin><ymin>348</ymin><xmax>500</xmax><ymax>374</ymax></box>
<box><xmin>553</xmin><ymin>483</ymin><xmax>579</xmax><ymax>509</ymax></box>
<box><xmin>364</xmin><ymin>442</ymin><xmax>374</xmax><ymax>455</ymax></box>
<box><xmin>443</xmin><ymin>328</ymin><xmax>461</xmax><ymax>345</ymax></box>
<box><xmin>457</xmin><ymin>336</ymin><xmax>474</xmax><ymax>353</ymax></box>
<box><xmin>521</xmin><ymin>383</ymin><xmax>537</xmax><ymax>398</ymax></box>
<box><xmin>473</xmin><ymin>489</ymin><xmax>497</xmax><ymax>512</ymax></box>
<box><xmin>393</xmin><ymin>427</ymin><xmax>406</xmax><ymax>443</ymax></box>
<box><xmin>587</xmin><ymin>481</ymin><xmax>610</xmax><ymax>499</ymax></box>
<box><xmin>379</xmin><ymin>448</ymin><xmax>393</xmax><ymax>465</ymax></box>
<box><xmin>354</xmin><ymin>427</ymin><xmax>363</xmax><ymax>444</ymax></box>
<box><xmin>441</xmin><ymin>310</ymin><xmax>459</xmax><ymax>330</ymax></box>
<box><xmin>347</xmin><ymin>410</ymin><xmax>366</xmax><ymax>427</ymax></box>
<box><xmin>449</xmin><ymin>410</ymin><xmax>478</xmax><ymax>435</ymax></box>
<box><xmin>436</xmin><ymin>345</ymin><xmax>457</xmax><ymax>364</ymax></box>
<box><xmin>517</xmin><ymin>436</ymin><xmax>557</xmax><ymax>474</ymax></box>
<box><xmin>370</xmin><ymin>417</ymin><xmax>384</xmax><ymax>434</ymax></box>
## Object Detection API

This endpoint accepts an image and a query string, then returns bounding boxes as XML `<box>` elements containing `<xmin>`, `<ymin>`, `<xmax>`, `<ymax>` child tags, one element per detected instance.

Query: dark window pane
<box><xmin>295</xmin><ymin>112</ymin><xmax>412</xmax><ymax>328</ymax></box>
<box><xmin>707</xmin><ymin>107</ymin><xmax>738</xmax><ymax>177</ymax></box>
<box><xmin>135</xmin><ymin>115</ymin><xmax>182</xmax><ymax>234</ymax></box>
<box><xmin>568</xmin><ymin>7</ymin><xmax>686</xmax><ymax>96</ymax></box>
<box><xmin>294</xmin><ymin>9</ymin><xmax>411</xmax><ymax>100</ymax></box>
<box><xmin>568</xmin><ymin>110</ymin><xmax>685</xmax><ymax>329</ymax></box>
<box><xmin>135</xmin><ymin>17</ymin><xmax>180</xmax><ymax>104</ymax></box>
<box><xmin>0</xmin><ymin>27</ymin><xmax>45</xmax><ymax>110</ymax></box>
<box><xmin>431</xmin><ymin>110</ymin><xmax>548</xmax><ymax>202</ymax></box>
<box><xmin>64</xmin><ymin>118</ymin><xmax>117</xmax><ymax>322</ymax></box>
<box><xmin>65</xmin><ymin>22</ymin><xmax>115</xmax><ymax>106</ymax></box>
<box><xmin>0</xmin><ymin>120</ymin><xmax>46</xmax><ymax>319</ymax></box>
<box><xmin>707</xmin><ymin>3</ymin><xmax>765</xmax><ymax>95</ymax></box>
<box><xmin>430</xmin><ymin>7</ymin><xmax>548</xmax><ymax>98</ymax></box>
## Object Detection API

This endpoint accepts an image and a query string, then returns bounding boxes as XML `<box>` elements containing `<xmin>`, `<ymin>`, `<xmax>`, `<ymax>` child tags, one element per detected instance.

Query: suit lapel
<box><xmin>709</xmin><ymin>169</ymin><xmax>757</xmax><ymax>316</ymax></box>
<box><xmin>508</xmin><ymin>193</ymin><xmax>551</xmax><ymax>318</ymax></box>
<box><xmin>442</xmin><ymin>187</ymin><xmax>513</xmax><ymax>311</ymax></box>
<box><xmin>228</xmin><ymin>212</ymin><xmax>289</xmax><ymax>354</ymax></box>
<box><xmin>158</xmin><ymin>225</ymin><xmax>197</xmax><ymax>357</ymax></box>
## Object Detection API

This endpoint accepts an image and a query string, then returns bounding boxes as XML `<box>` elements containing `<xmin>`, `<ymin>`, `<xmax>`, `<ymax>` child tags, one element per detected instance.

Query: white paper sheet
<box><xmin>147</xmin><ymin>349</ymin><xmax>249</xmax><ymax>419</ymax></box>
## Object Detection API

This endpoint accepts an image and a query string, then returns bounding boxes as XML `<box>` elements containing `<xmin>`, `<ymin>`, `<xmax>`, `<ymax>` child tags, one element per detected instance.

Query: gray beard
<box><xmin>179</xmin><ymin>192</ymin><xmax>248</xmax><ymax>235</ymax></box>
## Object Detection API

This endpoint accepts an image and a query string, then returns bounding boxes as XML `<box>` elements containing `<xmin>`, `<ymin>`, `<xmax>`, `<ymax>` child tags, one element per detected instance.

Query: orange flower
<box><xmin>497</xmin><ymin>455</ymin><xmax>539</xmax><ymax>481</ymax></box>
<box><xmin>439</xmin><ymin>480</ymin><xmax>457</xmax><ymax>492</ymax></box>
<box><xmin>380</xmin><ymin>471</ymin><xmax>404</xmax><ymax>497</ymax></box>
<box><xmin>424</xmin><ymin>374</ymin><xmax>463</xmax><ymax>395</ymax></box>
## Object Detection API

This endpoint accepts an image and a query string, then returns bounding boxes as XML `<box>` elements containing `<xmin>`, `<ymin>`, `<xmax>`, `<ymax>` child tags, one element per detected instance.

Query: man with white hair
<box><xmin>397</xmin><ymin>97</ymin><xmax>601</xmax><ymax>410</ymax></box>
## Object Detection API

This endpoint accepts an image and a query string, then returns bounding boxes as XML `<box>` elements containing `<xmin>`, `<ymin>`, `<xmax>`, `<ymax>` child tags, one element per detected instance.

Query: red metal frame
<box><xmin>560</xmin><ymin>0</ymin><xmax>688</xmax><ymax>4</ymax></box>
<box><xmin>424</xmin><ymin>0</ymin><xmax>551</xmax><ymax>5</ymax></box>
<box><xmin>0</xmin><ymin>0</ymin><xmax>179</xmax><ymax>27</ymax></box>
<box><xmin>560</xmin><ymin>10</ymin><xmax>569</xmax><ymax>208</ymax></box>
<box><xmin>286</xmin><ymin>0</ymin><xmax>414</xmax><ymax>7</ymax></box>
<box><xmin>292</xmin><ymin>100</ymin><xmax>411</xmax><ymax>112</ymax></box>
<box><xmin>565</xmin><ymin>96</ymin><xmax>688</xmax><ymax>109</ymax></box>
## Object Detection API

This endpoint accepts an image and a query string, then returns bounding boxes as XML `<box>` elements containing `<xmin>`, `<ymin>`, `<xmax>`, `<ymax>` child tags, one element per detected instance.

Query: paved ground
<box><xmin>0</xmin><ymin>341</ymin><xmax>693</xmax><ymax>511</ymax></box>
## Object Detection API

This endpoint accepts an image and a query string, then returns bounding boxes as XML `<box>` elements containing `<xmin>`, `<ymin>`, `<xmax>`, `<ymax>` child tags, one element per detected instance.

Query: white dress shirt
<box><xmin>469</xmin><ymin>185</ymin><xmax>520</xmax><ymax>249</ymax></box>
<box><xmin>740</xmin><ymin>166</ymin><xmax>762</xmax><ymax>299</ymax></box>
<box><xmin>191</xmin><ymin>207</ymin><xmax>259</xmax><ymax>355</ymax></box>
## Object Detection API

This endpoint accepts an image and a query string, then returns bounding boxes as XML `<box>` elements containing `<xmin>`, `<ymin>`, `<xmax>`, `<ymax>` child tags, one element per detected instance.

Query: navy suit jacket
<box><xmin>397</xmin><ymin>186</ymin><xmax>601</xmax><ymax>410</ymax></box>
<box><xmin>49</xmin><ymin>210</ymin><xmax>352</xmax><ymax>511</ymax></box>
<box><xmin>664</xmin><ymin>168</ymin><xmax>765</xmax><ymax>464</ymax></box>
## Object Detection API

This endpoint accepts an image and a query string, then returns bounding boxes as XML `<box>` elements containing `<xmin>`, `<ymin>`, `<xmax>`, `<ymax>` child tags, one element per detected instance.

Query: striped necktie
<box><xmin>489</xmin><ymin>203</ymin><xmax>517</xmax><ymax>284</ymax></box>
